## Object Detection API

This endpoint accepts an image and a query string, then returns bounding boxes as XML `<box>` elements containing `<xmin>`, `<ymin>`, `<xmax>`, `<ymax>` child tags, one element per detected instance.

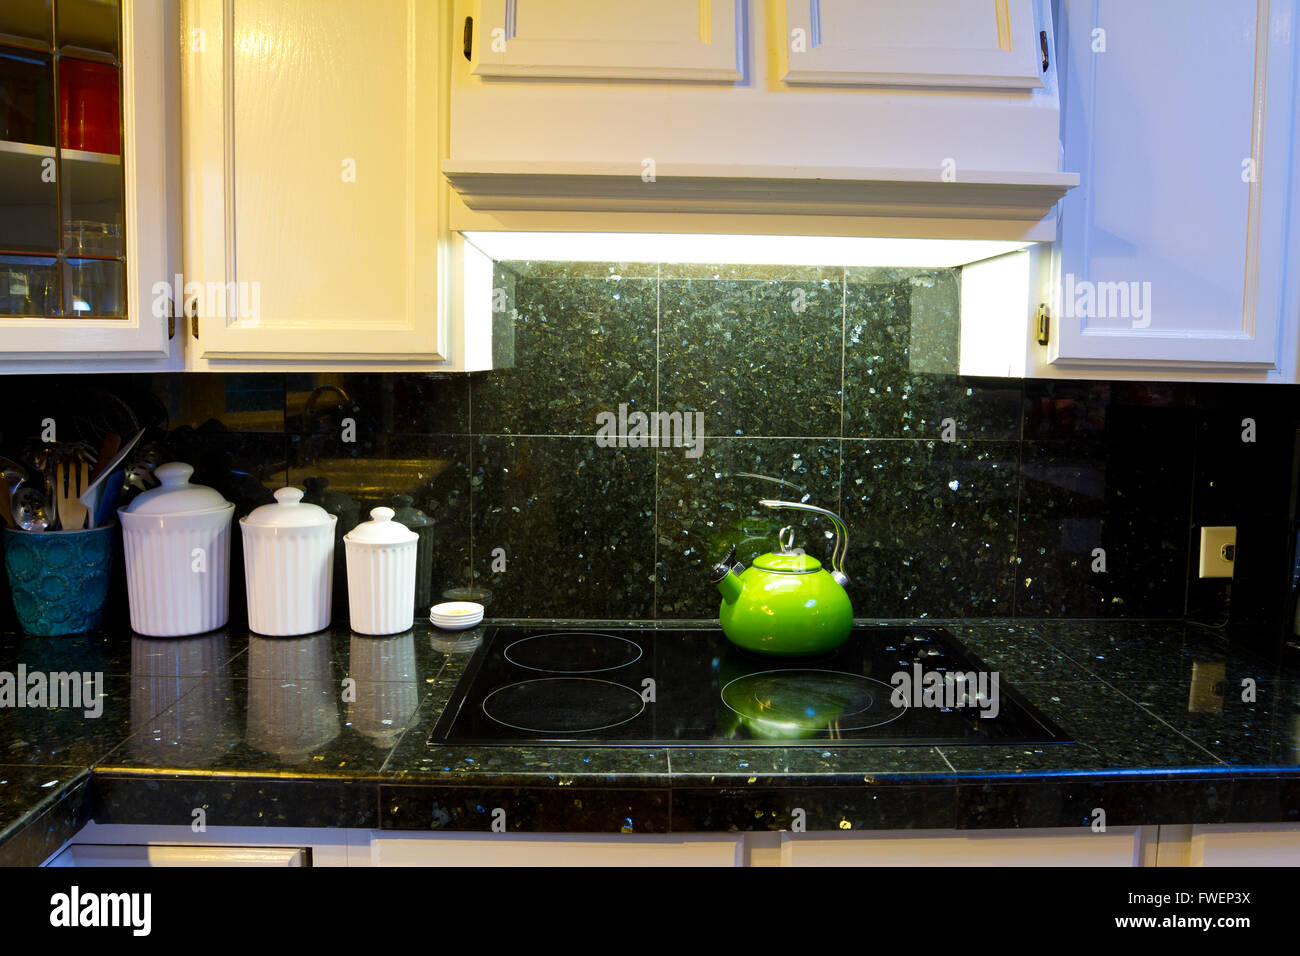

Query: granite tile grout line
<box><xmin>467</xmin><ymin>369</ymin><xmax>475</xmax><ymax>592</ymax></box>
<box><xmin>838</xmin><ymin>269</ymin><xmax>847</xmax><ymax>525</ymax></box>
<box><xmin>653</xmin><ymin>263</ymin><xmax>661</xmax><ymax>620</ymax></box>
<box><xmin>87</xmin><ymin>669</ymin><xmax>219</xmax><ymax>770</ymax></box>
<box><xmin>934</xmin><ymin>746</ymin><xmax>959</xmax><ymax>773</ymax></box>
<box><xmin>1010</xmin><ymin>380</ymin><xmax>1024</xmax><ymax>618</ymax></box>
<box><xmin>464</xmin><ymin>433</ymin><xmax>1019</xmax><ymax>441</ymax></box>
<box><xmin>1182</xmin><ymin>396</ymin><xmax>1200</xmax><ymax>618</ymax></box>
<box><xmin>1026</xmin><ymin>636</ymin><xmax>1231</xmax><ymax>765</ymax></box>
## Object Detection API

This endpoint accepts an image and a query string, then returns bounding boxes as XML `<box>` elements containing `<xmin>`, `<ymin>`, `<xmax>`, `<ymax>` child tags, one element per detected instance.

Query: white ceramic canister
<box><xmin>344</xmin><ymin>507</ymin><xmax>417</xmax><ymax>635</ymax></box>
<box><xmin>240</xmin><ymin>487</ymin><xmax>337</xmax><ymax>636</ymax></box>
<box><xmin>119</xmin><ymin>462</ymin><xmax>235</xmax><ymax>637</ymax></box>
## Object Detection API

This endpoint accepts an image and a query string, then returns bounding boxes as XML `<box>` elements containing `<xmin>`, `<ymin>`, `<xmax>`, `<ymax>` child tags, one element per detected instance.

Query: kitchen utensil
<box><xmin>119</xmin><ymin>462</ymin><xmax>235</xmax><ymax>637</ymax></box>
<box><xmin>3</xmin><ymin>524</ymin><xmax>115</xmax><ymax>636</ymax></box>
<box><xmin>77</xmin><ymin>428</ymin><xmax>139</xmax><ymax>529</ymax></box>
<box><xmin>87</xmin><ymin>433</ymin><xmax>122</xmax><ymax>484</ymax></box>
<box><xmin>92</xmin><ymin>469</ymin><xmax>124</xmax><ymax>529</ymax></box>
<box><xmin>344</xmin><ymin>506</ymin><xmax>418</xmax><ymax>636</ymax></box>
<box><xmin>54</xmin><ymin>459</ymin><xmax>89</xmax><ymax>531</ymax></box>
<box><xmin>80</xmin><ymin>427</ymin><xmax>143</xmax><ymax>498</ymax></box>
<box><xmin>12</xmin><ymin>486</ymin><xmax>53</xmax><ymax>532</ymax></box>
<box><xmin>710</xmin><ymin>499</ymin><xmax>853</xmax><ymax>657</ymax></box>
<box><xmin>240</xmin><ymin>487</ymin><xmax>337</xmax><ymax>636</ymax></box>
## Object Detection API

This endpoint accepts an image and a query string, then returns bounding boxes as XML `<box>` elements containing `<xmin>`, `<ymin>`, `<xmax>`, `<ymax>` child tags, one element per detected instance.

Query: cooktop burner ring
<box><xmin>481</xmin><ymin>677</ymin><xmax>646</xmax><ymax>734</ymax></box>
<box><xmin>503</xmin><ymin>631</ymin><xmax>644</xmax><ymax>674</ymax></box>
<box><xmin>720</xmin><ymin>668</ymin><xmax>908</xmax><ymax>734</ymax></box>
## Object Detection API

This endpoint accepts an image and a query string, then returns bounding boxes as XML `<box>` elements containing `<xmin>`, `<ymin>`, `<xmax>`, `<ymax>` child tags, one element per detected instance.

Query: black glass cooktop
<box><xmin>429</xmin><ymin>626</ymin><xmax>1072</xmax><ymax>747</ymax></box>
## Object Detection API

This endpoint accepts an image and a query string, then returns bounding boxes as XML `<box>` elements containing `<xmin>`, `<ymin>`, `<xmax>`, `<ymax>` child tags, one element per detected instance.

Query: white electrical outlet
<box><xmin>1198</xmin><ymin>526</ymin><xmax>1236</xmax><ymax>578</ymax></box>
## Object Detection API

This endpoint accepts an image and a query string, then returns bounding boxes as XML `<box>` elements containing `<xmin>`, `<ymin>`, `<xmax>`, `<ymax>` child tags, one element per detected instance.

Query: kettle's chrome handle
<box><xmin>759</xmin><ymin>499</ymin><xmax>850</xmax><ymax>586</ymax></box>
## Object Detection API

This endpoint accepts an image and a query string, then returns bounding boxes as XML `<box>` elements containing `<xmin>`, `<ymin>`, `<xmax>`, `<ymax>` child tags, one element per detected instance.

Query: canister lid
<box><xmin>344</xmin><ymin>506</ymin><xmax>418</xmax><ymax>545</ymax></box>
<box><xmin>241</xmin><ymin>487</ymin><xmax>335</xmax><ymax>528</ymax></box>
<box><xmin>125</xmin><ymin>462</ymin><xmax>231</xmax><ymax>515</ymax></box>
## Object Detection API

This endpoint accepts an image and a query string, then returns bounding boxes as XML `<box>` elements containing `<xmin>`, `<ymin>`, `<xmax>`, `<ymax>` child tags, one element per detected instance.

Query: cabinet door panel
<box><xmin>0</xmin><ymin>0</ymin><xmax>173</xmax><ymax>360</ymax></box>
<box><xmin>783</xmin><ymin>0</ymin><xmax>1044</xmax><ymax>88</ymax></box>
<box><xmin>471</xmin><ymin>0</ymin><xmax>743</xmax><ymax>81</ymax></box>
<box><xmin>1052</xmin><ymin>0</ymin><xmax>1295</xmax><ymax>369</ymax></box>
<box><xmin>185</xmin><ymin>0</ymin><xmax>444</xmax><ymax>361</ymax></box>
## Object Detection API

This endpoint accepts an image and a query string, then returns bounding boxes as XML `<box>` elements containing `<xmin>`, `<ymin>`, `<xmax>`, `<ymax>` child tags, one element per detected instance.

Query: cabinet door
<box><xmin>1188</xmin><ymin>824</ymin><xmax>1300</xmax><ymax>865</ymax></box>
<box><xmin>0</xmin><ymin>0</ymin><xmax>174</xmax><ymax>361</ymax></box>
<box><xmin>782</xmin><ymin>0</ymin><xmax>1045</xmax><ymax>88</ymax></box>
<box><xmin>1051</xmin><ymin>0</ymin><xmax>1296</xmax><ymax>370</ymax></box>
<box><xmin>183</xmin><ymin>0</ymin><xmax>448</xmax><ymax>362</ymax></box>
<box><xmin>470</xmin><ymin>0</ymin><xmax>743</xmax><ymax>81</ymax></box>
<box><xmin>47</xmin><ymin>843</ymin><xmax>309</xmax><ymax>866</ymax></box>
<box><xmin>779</xmin><ymin>828</ymin><xmax>1144</xmax><ymax>866</ymax></box>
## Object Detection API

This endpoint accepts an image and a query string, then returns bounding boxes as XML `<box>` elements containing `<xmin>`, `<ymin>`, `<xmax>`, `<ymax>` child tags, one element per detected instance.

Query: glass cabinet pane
<box><xmin>0</xmin><ymin>1</ymin><xmax>53</xmax><ymax>48</ymax></box>
<box><xmin>0</xmin><ymin>0</ymin><xmax>124</xmax><ymax>318</ymax></box>
<box><xmin>61</xmin><ymin>149</ymin><xmax>121</xmax><ymax>254</ymax></box>
<box><xmin>0</xmin><ymin>255</ymin><xmax>59</xmax><ymax>314</ymax></box>
<box><xmin>0</xmin><ymin>46</ymin><xmax>55</xmax><ymax>146</ymax></box>
<box><xmin>64</xmin><ymin>256</ymin><xmax>122</xmax><ymax>316</ymax></box>
<box><xmin>55</xmin><ymin>0</ymin><xmax>118</xmax><ymax>59</ymax></box>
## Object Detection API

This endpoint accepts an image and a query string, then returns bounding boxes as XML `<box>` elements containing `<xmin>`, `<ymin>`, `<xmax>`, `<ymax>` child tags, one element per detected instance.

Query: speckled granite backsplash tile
<box><xmin>2</xmin><ymin>261</ymin><xmax>1299</xmax><ymax>653</ymax></box>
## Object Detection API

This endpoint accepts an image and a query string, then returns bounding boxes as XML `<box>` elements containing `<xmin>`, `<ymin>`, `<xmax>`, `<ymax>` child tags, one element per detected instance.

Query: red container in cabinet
<box><xmin>58</xmin><ymin>58</ymin><xmax>119</xmax><ymax>155</ymax></box>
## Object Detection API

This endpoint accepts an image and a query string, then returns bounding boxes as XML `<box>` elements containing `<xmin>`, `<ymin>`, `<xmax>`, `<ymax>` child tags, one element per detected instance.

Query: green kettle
<box><xmin>709</xmin><ymin>499</ymin><xmax>853</xmax><ymax>657</ymax></box>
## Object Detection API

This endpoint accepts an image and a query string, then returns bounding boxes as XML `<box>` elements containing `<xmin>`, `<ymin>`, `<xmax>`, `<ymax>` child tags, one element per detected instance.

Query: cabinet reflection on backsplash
<box><xmin>0</xmin><ymin>260</ymin><xmax>1296</xmax><ymax>649</ymax></box>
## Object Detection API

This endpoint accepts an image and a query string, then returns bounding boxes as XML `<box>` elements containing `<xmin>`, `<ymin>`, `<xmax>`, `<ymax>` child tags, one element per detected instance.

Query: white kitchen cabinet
<box><xmin>1044</xmin><ymin>0</ymin><xmax>1300</xmax><ymax>376</ymax></box>
<box><xmin>470</xmin><ymin>0</ymin><xmax>744</xmax><ymax>81</ymax></box>
<box><xmin>783</xmin><ymin>0</ymin><xmax>1046</xmax><ymax>89</ymax></box>
<box><xmin>0</xmin><ymin>0</ymin><xmax>180</xmax><ymax>370</ymax></box>
<box><xmin>181</xmin><ymin>0</ymin><xmax>489</xmax><ymax>371</ymax></box>
<box><xmin>449</xmin><ymin>0</ymin><xmax>1073</xmax><ymax>237</ymax></box>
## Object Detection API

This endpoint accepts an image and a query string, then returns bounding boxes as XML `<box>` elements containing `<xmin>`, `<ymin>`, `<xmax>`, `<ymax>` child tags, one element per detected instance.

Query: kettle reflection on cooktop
<box><xmin>428</xmin><ymin>626</ymin><xmax>1072</xmax><ymax>748</ymax></box>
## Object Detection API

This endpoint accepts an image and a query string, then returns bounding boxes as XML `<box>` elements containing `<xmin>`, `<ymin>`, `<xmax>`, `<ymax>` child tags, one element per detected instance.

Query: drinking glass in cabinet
<box><xmin>55</xmin><ymin>0</ymin><xmax>119</xmax><ymax>59</ymax></box>
<box><xmin>0</xmin><ymin>1</ymin><xmax>54</xmax><ymax>49</ymax></box>
<box><xmin>60</xmin><ymin>148</ymin><xmax>122</xmax><ymax>256</ymax></box>
<box><xmin>63</xmin><ymin>217</ymin><xmax>118</xmax><ymax>256</ymax></box>
<box><xmin>63</xmin><ymin>256</ymin><xmax>122</xmax><ymax>316</ymax></box>
<box><xmin>0</xmin><ymin>255</ymin><xmax>58</xmax><ymax>315</ymax></box>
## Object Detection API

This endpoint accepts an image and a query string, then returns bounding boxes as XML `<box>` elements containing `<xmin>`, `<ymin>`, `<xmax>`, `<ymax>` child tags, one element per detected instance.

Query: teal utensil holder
<box><xmin>3</xmin><ymin>524</ymin><xmax>115</xmax><ymax>636</ymax></box>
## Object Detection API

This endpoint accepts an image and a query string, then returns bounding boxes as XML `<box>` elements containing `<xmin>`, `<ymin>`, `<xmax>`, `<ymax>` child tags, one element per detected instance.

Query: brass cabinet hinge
<box><xmin>167</xmin><ymin>312</ymin><xmax>175</xmax><ymax>340</ymax></box>
<box><xmin>1035</xmin><ymin>304</ymin><xmax>1050</xmax><ymax>345</ymax></box>
<box><xmin>188</xmin><ymin>301</ymin><xmax>198</xmax><ymax>339</ymax></box>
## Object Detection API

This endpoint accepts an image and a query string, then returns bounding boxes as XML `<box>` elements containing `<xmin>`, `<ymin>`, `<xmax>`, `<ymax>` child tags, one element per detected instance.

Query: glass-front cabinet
<box><xmin>0</xmin><ymin>0</ymin><xmax>174</xmax><ymax>364</ymax></box>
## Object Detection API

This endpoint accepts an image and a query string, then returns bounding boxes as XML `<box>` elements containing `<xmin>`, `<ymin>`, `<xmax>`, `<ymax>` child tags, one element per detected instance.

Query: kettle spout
<box><xmin>709</xmin><ymin>544</ymin><xmax>745</xmax><ymax>604</ymax></box>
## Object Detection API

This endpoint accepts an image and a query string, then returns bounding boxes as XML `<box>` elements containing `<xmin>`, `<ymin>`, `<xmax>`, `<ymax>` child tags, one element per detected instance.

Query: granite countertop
<box><xmin>2</xmin><ymin>618</ymin><xmax>1298</xmax><ymax>864</ymax></box>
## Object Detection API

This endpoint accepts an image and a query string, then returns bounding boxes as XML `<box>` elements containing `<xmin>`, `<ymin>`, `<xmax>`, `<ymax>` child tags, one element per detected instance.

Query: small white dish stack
<box><xmin>240</xmin><ymin>487</ymin><xmax>337</xmax><ymax>636</ymax></box>
<box><xmin>119</xmin><ymin>462</ymin><xmax>235</xmax><ymax>637</ymax></box>
<box><xmin>344</xmin><ymin>506</ymin><xmax>417</xmax><ymax>635</ymax></box>
<box><xmin>430</xmin><ymin>601</ymin><xmax>484</xmax><ymax>630</ymax></box>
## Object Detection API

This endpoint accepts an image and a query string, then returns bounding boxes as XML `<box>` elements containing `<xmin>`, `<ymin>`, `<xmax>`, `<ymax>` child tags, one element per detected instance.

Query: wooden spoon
<box><xmin>55</xmin><ymin>460</ymin><xmax>90</xmax><ymax>531</ymax></box>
